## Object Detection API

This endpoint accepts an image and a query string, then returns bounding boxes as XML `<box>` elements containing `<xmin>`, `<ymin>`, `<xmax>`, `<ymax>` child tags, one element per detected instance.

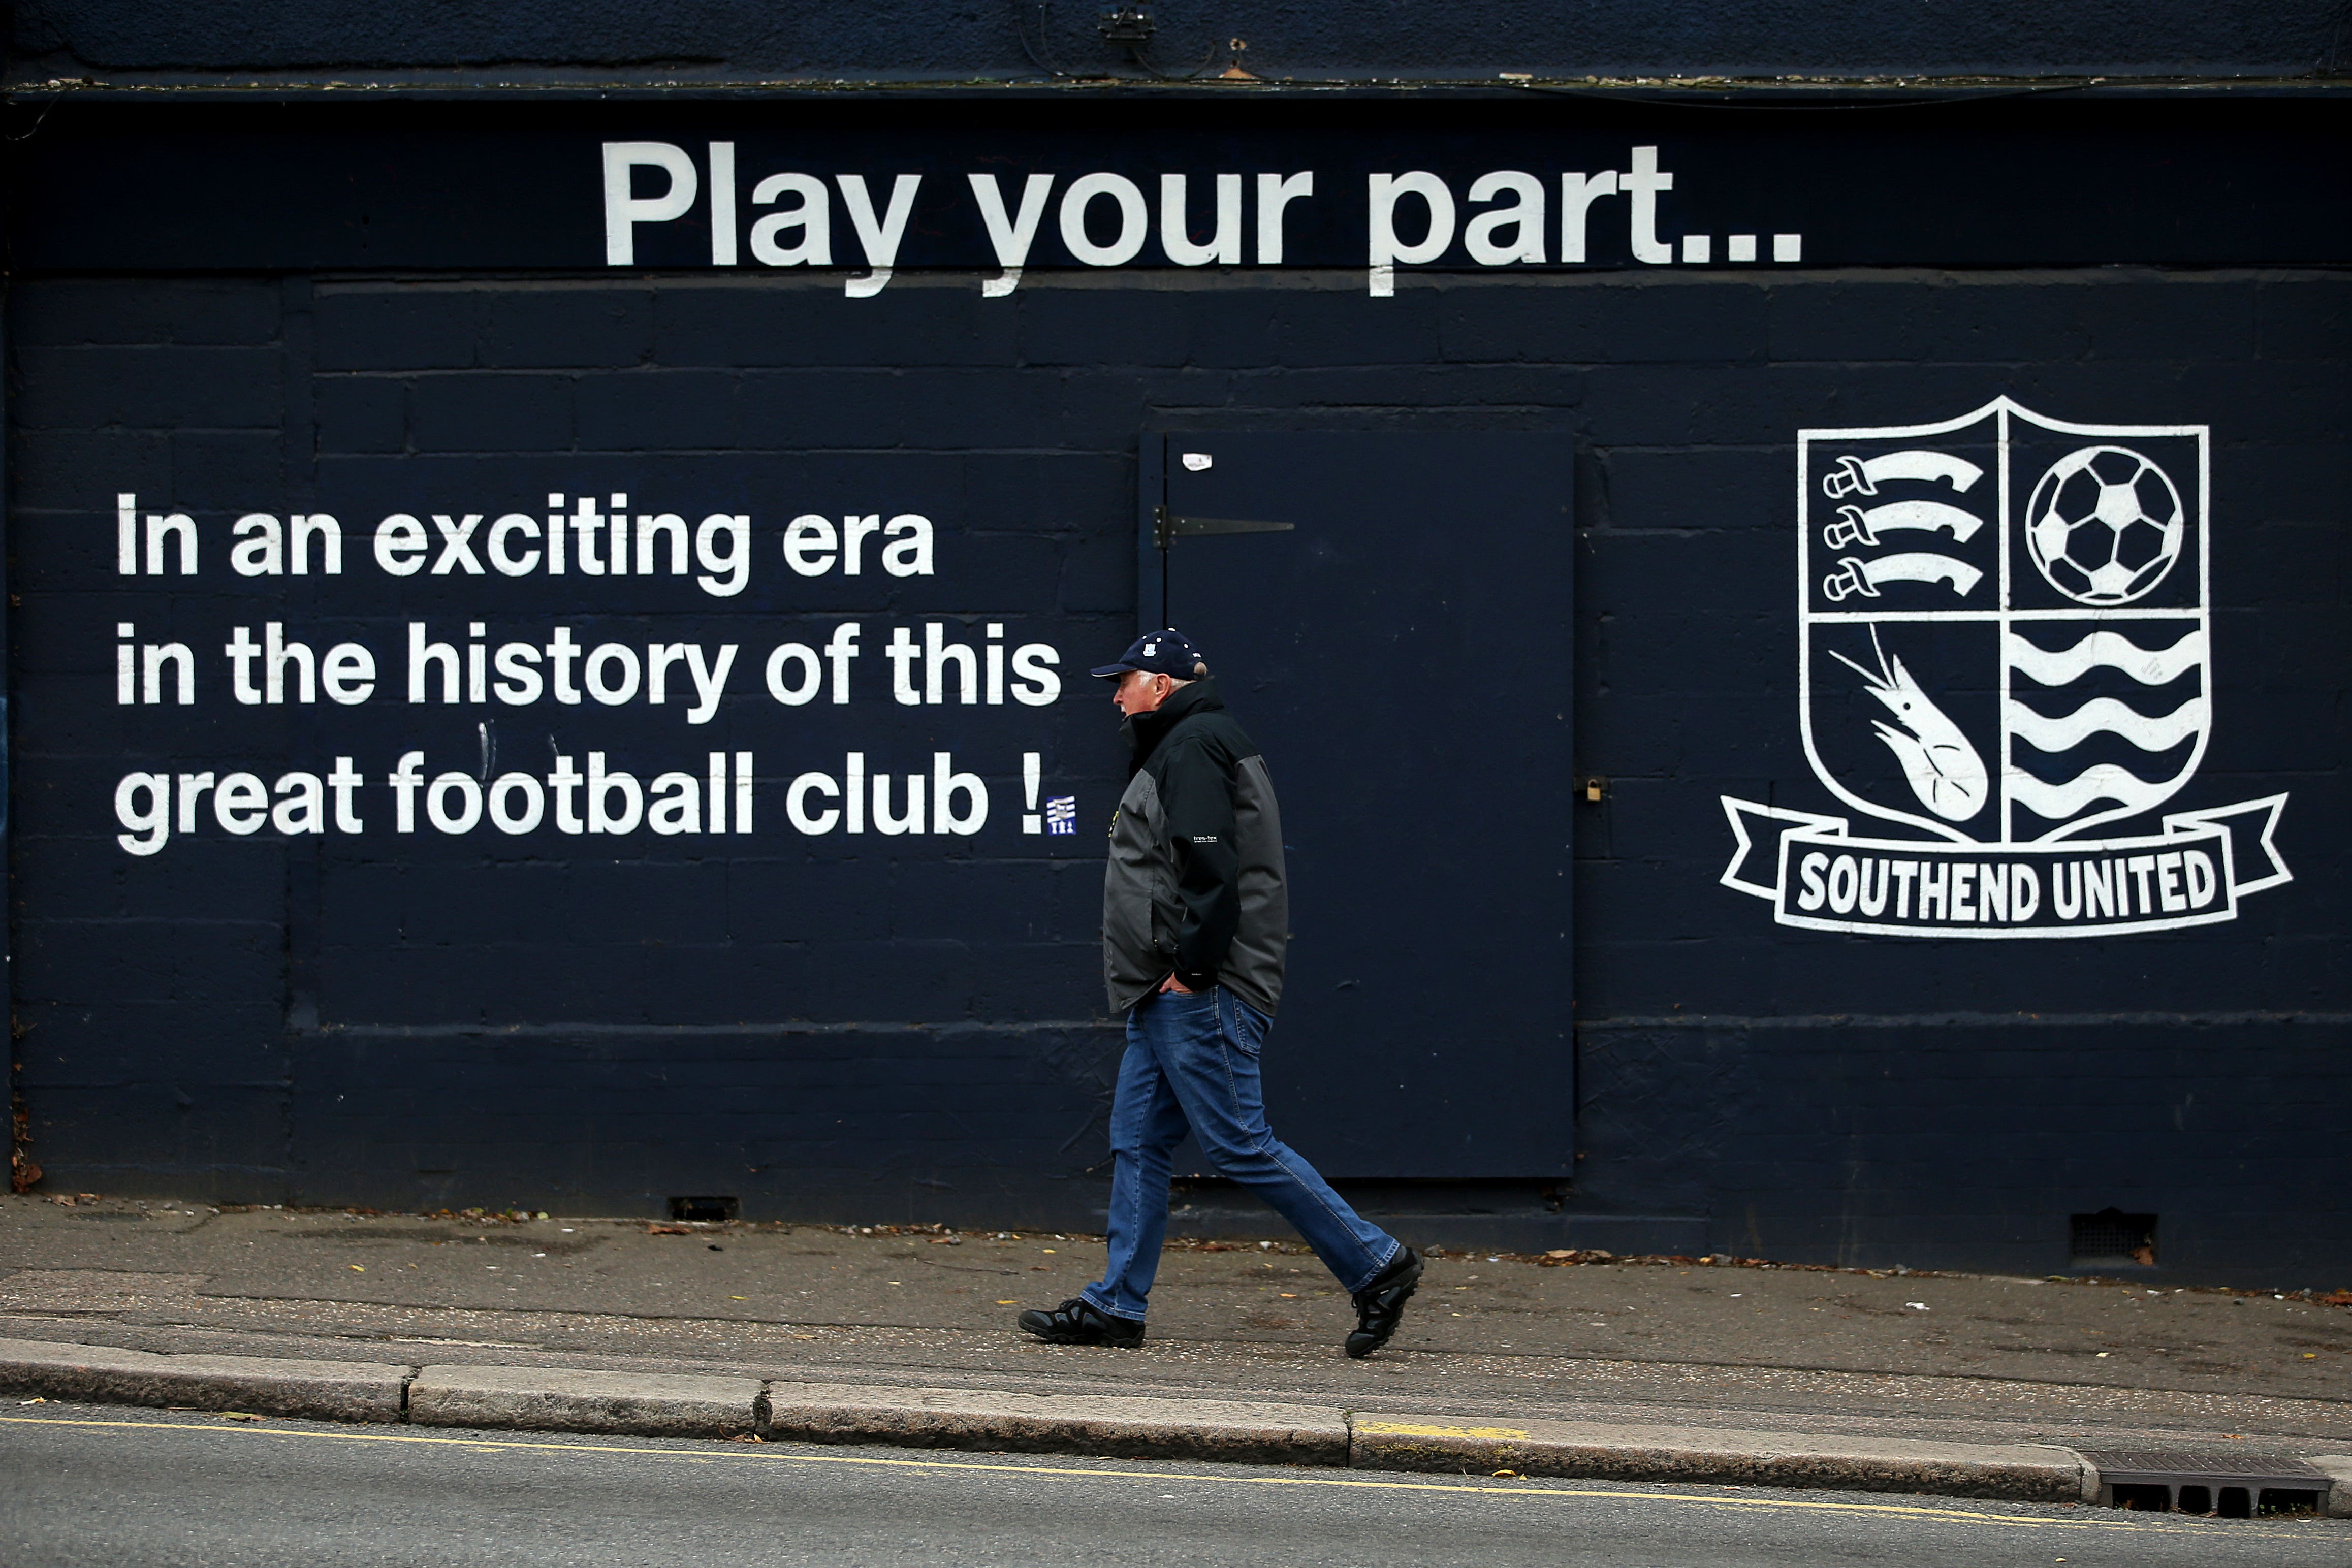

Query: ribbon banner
<box><xmin>1719</xmin><ymin>795</ymin><xmax>2291</xmax><ymax>939</ymax></box>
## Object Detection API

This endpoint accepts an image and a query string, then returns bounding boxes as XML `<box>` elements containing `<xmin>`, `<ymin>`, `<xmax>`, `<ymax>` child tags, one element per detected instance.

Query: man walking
<box><xmin>1017</xmin><ymin>631</ymin><xmax>1423</xmax><ymax>1358</ymax></box>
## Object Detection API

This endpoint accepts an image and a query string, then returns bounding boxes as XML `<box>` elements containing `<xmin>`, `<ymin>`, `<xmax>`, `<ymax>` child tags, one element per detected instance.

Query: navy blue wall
<box><xmin>10</xmin><ymin>0</ymin><xmax>2349</xmax><ymax>82</ymax></box>
<box><xmin>12</xmin><ymin>259</ymin><xmax>2348</xmax><ymax>1278</ymax></box>
<box><xmin>3</xmin><ymin>44</ymin><xmax>2346</xmax><ymax>1279</ymax></box>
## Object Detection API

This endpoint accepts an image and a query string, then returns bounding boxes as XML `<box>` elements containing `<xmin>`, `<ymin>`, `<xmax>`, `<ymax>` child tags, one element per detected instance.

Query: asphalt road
<box><xmin>3</xmin><ymin>1402</ymin><xmax>2341</xmax><ymax>1568</ymax></box>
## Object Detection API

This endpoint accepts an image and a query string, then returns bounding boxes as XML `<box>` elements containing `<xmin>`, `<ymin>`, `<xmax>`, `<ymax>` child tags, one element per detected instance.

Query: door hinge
<box><xmin>1154</xmin><ymin>504</ymin><xmax>1296</xmax><ymax>550</ymax></box>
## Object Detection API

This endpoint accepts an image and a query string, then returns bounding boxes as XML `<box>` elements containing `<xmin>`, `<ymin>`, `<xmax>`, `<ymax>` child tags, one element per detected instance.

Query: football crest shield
<box><xmin>1722</xmin><ymin>397</ymin><xmax>2289</xmax><ymax>938</ymax></box>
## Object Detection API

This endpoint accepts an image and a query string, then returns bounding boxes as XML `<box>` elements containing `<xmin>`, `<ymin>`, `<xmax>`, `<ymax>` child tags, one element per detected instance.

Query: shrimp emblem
<box><xmin>1826</xmin><ymin>628</ymin><xmax>1987</xmax><ymax>823</ymax></box>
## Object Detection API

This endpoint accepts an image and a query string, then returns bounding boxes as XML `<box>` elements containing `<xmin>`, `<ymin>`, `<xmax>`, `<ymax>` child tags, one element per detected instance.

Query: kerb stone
<box><xmin>2306</xmin><ymin>1455</ymin><xmax>2351</xmax><ymax>1518</ymax></box>
<box><xmin>762</xmin><ymin>1381</ymin><xmax>1349</xmax><ymax>1465</ymax></box>
<box><xmin>409</xmin><ymin>1365</ymin><xmax>759</xmax><ymax>1438</ymax></box>
<box><xmin>1351</xmin><ymin>1412</ymin><xmax>2087</xmax><ymax>1501</ymax></box>
<box><xmin>0</xmin><ymin>1335</ymin><xmax>408</xmax><ymax>1422</ymax></box>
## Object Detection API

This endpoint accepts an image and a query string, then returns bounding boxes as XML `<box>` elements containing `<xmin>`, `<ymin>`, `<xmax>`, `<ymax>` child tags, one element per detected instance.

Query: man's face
<box><xmin>1111</xmin><ymin>669</ymin><xmax>1174</xmax><ymax>716</ymax></box>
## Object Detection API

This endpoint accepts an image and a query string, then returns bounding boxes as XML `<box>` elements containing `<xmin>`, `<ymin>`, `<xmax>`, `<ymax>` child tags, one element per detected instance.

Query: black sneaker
<box><xmin>1345</xmin><ymin>1245</ymin><xmax>1424</xmax><ymax>1359</ymax></box>
<box><xmin>1017</xmin><ymin>1296</ymin><xmax>1147</xmax><ymax>1348</ymax></box>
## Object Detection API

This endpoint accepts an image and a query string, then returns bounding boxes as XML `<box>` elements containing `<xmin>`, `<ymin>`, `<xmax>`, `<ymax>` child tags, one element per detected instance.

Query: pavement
<box><xmin>8</xmin><ymin>1402</ymin><xmax>2345</xmax><ymax>1568</ymax></box>
<box><xmin>2</xmin><ymin>1194</ymin><xmax>2348</xmax><ymax>1511</ymax></box>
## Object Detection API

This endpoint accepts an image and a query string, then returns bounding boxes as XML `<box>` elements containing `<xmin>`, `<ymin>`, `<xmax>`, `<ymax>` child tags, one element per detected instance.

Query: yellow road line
<box><xmin>0</xmin><ymin>1414</ymin><xmax>2242</xmax><ymax>1538</ymax></box>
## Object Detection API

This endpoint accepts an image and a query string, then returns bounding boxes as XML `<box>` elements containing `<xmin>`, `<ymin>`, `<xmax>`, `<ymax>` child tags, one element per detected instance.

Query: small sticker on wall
<box><xmin>1181</xmin><ymin>453</ymin><xmax>1214</xmax><ymax>471</ymax></box>
<box><xmin>1044</xmin><ymin>796</ymin><xmax>1077</xmax><ymax>836</ymax></box>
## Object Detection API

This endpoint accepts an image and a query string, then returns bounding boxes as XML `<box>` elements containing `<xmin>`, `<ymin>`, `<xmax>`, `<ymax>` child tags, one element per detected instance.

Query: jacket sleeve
<box><xmin>1156</xmin><ymin>736</ymin><xmax>1241</xmax><ymax>990</ymax></box>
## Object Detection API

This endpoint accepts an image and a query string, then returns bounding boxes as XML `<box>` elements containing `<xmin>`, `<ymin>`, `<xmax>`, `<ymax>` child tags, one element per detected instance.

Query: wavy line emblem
<box><xmin>2005</xmin><ymin>695</ymin><xmax>2208</xmax><ymax>754</ymax></box>
<box><xmin>2004</xmin><ymin>628</ymin><xmax>2205</xmax><ymax>687</ymax></box>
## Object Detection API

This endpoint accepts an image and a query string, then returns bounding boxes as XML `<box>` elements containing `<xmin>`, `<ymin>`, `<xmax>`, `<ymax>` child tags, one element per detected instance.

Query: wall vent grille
<box><xmin>2070</xmin><ymin>1208</ymin><xmax>2157</xmax><ymax>1265</ymax></box>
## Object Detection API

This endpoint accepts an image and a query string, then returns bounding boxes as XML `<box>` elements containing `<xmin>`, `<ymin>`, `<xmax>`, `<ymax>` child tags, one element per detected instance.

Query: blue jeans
<box><xmin>1081</xmin><ymin>986</ymin><xmax>1401</xmax><ymax>1322</ymax></box>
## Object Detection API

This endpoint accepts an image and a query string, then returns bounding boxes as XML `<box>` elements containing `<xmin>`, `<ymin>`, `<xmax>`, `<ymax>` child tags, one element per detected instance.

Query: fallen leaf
<box><xmin>997</xmin><ymin>1299</ymin><xmax>1016</xmax><ymax>1305</ymax></box>
<box><xmin>349</xmin><ymin>1265</ymin><xmax>365</xmax><ymax>1272</ymax></box>
<box><xmin>646</xmin><ymin>1224</ymin><xmax>691</xmax><ymax>1236</ymax></box>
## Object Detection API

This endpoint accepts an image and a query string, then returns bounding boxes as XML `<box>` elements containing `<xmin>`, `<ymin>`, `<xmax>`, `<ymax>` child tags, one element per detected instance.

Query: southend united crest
<box><xmin>1722</xmin><ymin>397</ymin><xmax>2290</xmax><ymax>939</ymax></box>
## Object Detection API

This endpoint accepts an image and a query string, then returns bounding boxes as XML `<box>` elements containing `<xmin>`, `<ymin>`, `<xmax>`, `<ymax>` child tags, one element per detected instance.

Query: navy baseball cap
<box><xmin>1090</xmin><ymin>629</ymin><xmax>1209</xmax><ymax>680</ymax></box>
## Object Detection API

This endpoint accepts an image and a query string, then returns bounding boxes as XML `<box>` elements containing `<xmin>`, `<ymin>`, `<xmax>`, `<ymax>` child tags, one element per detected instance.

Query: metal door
<box><xmin>1139</xmin><ymin>430</ymin><xmax>1574</xmax><ymax>1177</ymax></box>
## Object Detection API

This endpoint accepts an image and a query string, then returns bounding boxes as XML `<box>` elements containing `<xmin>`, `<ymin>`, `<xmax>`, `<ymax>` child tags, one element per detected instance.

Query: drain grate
<box><xmin>668</xmin><ymin>1195</ymin><xmax>739</xmax><ymax>1223</ymax></box>
<box><xmin>2082</xmin><ymin>1450</ymin><xmax>2332</xmax><ymax>1517</ymax></box>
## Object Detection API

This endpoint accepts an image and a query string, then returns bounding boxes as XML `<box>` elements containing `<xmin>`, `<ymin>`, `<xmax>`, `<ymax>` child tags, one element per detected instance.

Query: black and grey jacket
<box><xmin>1101</xmin><ymin>679</ymin><xmax>1290</xmax><ymax>1016</ymax></box>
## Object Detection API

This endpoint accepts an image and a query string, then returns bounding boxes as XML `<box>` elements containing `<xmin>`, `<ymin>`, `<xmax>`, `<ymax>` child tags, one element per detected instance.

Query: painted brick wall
<box><xmin>12</xmin><ymin>268</ymin><xmax>2349</xmax><ymax>1276</ymax></box>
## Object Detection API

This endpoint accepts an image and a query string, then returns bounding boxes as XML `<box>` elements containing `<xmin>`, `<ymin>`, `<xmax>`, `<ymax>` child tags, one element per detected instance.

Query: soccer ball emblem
<box><xmin>2025</xmin><ymin>445</ymin><xmax>2184</xmax><ymax>605</ymax></box>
